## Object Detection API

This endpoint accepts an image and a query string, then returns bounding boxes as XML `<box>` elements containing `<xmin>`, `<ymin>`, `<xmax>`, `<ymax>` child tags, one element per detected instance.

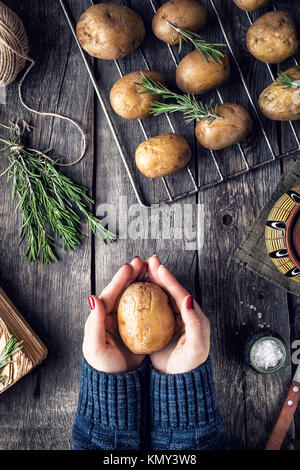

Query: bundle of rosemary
<box><xmin>137</xmin><ymin>73</ymin><xmax>220</xmax><ymax>123</ymax></box>
<box><xmin>0</xmin><ymin>122</ymin><xmax>116</xmax><ymax>263</ymax></box>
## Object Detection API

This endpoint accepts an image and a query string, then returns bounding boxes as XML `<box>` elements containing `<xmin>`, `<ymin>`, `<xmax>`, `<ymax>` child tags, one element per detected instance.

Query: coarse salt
<box><xmin>252</xmin><ymin>339</ymin><xmax>283</xmax><ymax>369</ymax></box>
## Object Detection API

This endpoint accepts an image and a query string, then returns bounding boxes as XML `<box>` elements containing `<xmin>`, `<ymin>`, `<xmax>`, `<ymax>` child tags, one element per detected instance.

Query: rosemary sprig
<box><xmin>274</xmin><ymin>72</ymin><xmax>300</xmax><ymax>90</ymax></box>
<box><xmin>167</xmin><ymin>21</ymin><xmax>226</xmax><ymax>63</ymax></box>
<box><xmin>0</xmin><ymin>123</ymin><xmax>116</xmax><ymax>263</ymax></box>
<box><xmin>0</xmin><ymin>335</ymin><xmax>23</xmax><ymax>384</ymax></box>
<box><xmin>137</xmin><ymin>73</ymin><xmax>220</xmax><ymax>123</ymax></box>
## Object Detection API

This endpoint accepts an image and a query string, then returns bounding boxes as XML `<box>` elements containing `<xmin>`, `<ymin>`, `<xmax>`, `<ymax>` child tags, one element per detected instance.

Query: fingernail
<box><xmin>88</xmin><ymin>296</ymin><xmax>95</xmax><ymax>310</ymax></box>
<box><xmin>186</xmin><ymin>295</ymin><xmax>194</xmax><ymax>310</ymax></box>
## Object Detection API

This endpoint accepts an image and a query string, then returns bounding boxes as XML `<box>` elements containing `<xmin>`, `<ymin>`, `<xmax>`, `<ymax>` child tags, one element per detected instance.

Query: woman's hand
<box><xmin>83</xmin><ymin>257</ymin><xmax>147</xmax><ymax>373</ymax></box>
<box><xmin>147</xmin><ymin>255</ymin><xmax>210</xmax><ymax>374</ymax></box>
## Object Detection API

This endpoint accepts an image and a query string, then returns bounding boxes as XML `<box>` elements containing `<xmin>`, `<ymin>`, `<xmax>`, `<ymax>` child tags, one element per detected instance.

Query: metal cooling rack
<box><xmin>59</xmin><ymin>0</ymin><xmax>300</xmax><ymax>208</ymax></box>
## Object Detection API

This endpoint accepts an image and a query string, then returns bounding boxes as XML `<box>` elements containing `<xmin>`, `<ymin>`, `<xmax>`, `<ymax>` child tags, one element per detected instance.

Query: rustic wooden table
<box><xmin>0</xmin><ymin>0</ymin><xmax>299</xmax><ymax>450</ymax></box>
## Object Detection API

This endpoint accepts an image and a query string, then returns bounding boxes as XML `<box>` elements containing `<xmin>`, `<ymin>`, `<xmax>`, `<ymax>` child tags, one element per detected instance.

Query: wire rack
<box><xmin>59</xmin><ymin>0</ymin><xmax>300</xmax><ymax>208</ymax></box>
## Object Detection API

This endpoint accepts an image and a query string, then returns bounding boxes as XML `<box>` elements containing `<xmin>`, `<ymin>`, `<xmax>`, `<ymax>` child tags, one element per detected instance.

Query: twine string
<box><xmin>0</xmin><ymin>135</ymin><xmax>56</xmax><ymax>164</ymax></box>
<box><xmin>0</xmin><ymin>1</ymin><xmax>86</xmax><ymax>167</ymax></box>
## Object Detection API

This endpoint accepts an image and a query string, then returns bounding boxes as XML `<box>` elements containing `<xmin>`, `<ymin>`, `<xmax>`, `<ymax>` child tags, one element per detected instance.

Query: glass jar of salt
<box><xmin>245</xmin><ymin>332</ymin><xmax>287</xmax><ymax>374</ymax></box>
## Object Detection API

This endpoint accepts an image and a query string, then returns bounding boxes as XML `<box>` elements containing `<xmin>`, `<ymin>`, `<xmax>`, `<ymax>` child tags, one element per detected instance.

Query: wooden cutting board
<box><xmin>0</xmin><ymin>288</ymin><xmax>47</xmax><ymax>394</ymax></box>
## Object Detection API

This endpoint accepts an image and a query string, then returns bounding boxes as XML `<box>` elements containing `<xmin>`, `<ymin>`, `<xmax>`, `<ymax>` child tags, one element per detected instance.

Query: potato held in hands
<box><xmin>232</xmin><ymin>0</ymin><xmax>269</xmax><ymax>11</ymax></box>
<box><xmin>110</xmin><ymin>71</ymin><xmax>166</xmax><ymax>120</ymax></box>
<box><xmin>195</xmin><ymin>103</ymin><xmax>253</xmax><ymax>150</ymax></box>
<box><xmin>76</xmin><ymin>3</ymin><xmax>145</xmax><ymax>60</ymax></box>
<box><xmin>117</xmin><ymin>282</ymin><xmax>175</xmax><ymax>354</ymax></box>
<box><xmin>135</xmin><ymin>133</ymin><xmax>191</xmax><ymax>178</ymax></box>
<box><xmin>176</xmin><ymin>51</ymin><xmax>230</xmax><ymax>94</ymax></box>
<box><xmin>246</xmin><ymin>11</ymin><xmax>298</xmax><ymax>63</ymax></box>
<box><xmin>152</xmin><ymin>0</ymin><xmax>207</xmax><ymax>45</ymax></box>
<box><xmin>259</xmin><ymin>67</ymin><xmax>300</xmax><ymax>121</ymax></box>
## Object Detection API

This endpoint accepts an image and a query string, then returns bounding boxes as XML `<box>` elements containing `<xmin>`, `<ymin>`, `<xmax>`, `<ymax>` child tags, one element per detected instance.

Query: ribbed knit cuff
<box><xmin>76</xmin><ymin>358</ymin><xmax>149</xmax><ymax>431</ymax></box>
<box><xmin>149</xmin><ymin>357</ymin><xmax>219</xmax><ymax>429</ymax></box>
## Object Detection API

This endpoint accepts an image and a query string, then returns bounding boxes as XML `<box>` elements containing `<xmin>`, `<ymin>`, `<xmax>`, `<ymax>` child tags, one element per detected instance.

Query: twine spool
<box><xmin>0</xmin><ymin>1</ymin><xmax>29</xmax><ymax>86</ymax></box>
<box><xmin>0</xmin><ymin>1</ymin><xmax>86</xmax><ymax>167</ymax></box>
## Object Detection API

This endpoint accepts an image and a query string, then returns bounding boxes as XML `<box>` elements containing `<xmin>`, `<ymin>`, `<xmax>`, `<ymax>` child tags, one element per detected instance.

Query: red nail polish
<box><xmin>88</xmin><ymin>296</ymin><xmax>95</xmax><ymax>310</ymax></box>
<box><xmin>186</xmin><ymin>295</ymin><xmax>194</xmax><ymax>310</ymax></box>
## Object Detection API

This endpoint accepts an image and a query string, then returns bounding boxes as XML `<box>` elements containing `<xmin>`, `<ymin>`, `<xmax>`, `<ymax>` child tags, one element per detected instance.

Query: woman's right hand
<box><xmin>147</xmin><ymin>255</ymin><xmax>210</xmax><ymax>374</ymax></box>
<box><xmin>83</xmin><ymin>257</ymin><xmax>147</xmax><ymax>374</ymax></box>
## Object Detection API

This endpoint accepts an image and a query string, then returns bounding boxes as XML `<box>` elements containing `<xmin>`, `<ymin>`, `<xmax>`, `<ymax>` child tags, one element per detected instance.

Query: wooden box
<box><xmin>0</xmin><ymin>288</ymin><xmax>47</xmax><ymax>394</ymax></box>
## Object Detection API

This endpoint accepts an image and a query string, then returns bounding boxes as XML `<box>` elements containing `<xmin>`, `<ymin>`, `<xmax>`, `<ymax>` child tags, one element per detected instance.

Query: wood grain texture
<box><xmin>277</xmin><ymin>0</ymin><xmax>300</xmax><ymax>446</ymax></box>
<box><xmin>196</xmin><ymin>0</ymin><xmax>295</xmax><ymax>450</ymax></box>
<box><xmin>0</xmin><ymin>0</ymin><xmax>93</xmax><ymax>449</ymax></box>
<box><xmin>0</xmin><ymin>0</ymin><xmax>299</xmax><ymax>450</ymax></box>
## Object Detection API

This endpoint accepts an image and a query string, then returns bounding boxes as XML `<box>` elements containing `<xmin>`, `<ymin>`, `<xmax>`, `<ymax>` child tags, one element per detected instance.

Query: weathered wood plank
<box><xmin>0</xmin><ymin>0</ymin><xmax>93</xmax><ymax>449</ymax></box>
<box><xmin>0</xmin><ymin>0</ymin><xmax>299</xmax><ymax>451</ymax></box>
<box><xmin>196</xmin><ymin>0</ymin><xmax>293</xmax><ymax>450</ymax></box>
<box><xmin>94</xmin><ymin>0</ymin><xmax>198</xmax><ymax>302</ymax></box>
<box><xmin>276</xmin><ymin>0</ymin><xmax>300</xmax><ymax>444</ymax></box>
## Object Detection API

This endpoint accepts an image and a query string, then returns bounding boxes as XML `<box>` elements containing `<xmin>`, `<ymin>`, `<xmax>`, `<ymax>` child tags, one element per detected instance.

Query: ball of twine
<box><xmin>0</xmin><ymin>1</ymin><xmax>29</xmax><ymax>86</ymax></box>
<box><xmin>0</xmin><ymin>1</ymin><xmax>86</xmax><ymax>167</ymax></box>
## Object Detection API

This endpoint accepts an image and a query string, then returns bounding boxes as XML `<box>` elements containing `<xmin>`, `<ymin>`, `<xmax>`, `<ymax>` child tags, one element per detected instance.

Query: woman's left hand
<box><xmin>147</xmin><ymin>255</ymin><xmax>210</xmax><ymax>374</ymax></box>
<box><xmin>83</xmin><ymin>257</ymin><xmax>147</xmax><ymax>373</ymax></box>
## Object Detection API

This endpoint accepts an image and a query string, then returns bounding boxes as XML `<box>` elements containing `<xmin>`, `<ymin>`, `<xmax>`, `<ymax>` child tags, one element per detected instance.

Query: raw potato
<box><xmin>176</xmin><ymin>51</ymin><xmax>230</xmax><ymax>94</ymax></box>
<box><xmin>135</xmin><ymin>133</ymin><xmax>191</xmax><ymax>178</ymax></box>
<box><xmin>258</xmin><ymin>66</ymin><xmax>300</xmax><ymax>121</ymax></box>
<box><xmin>195</xmin><ymin>103</ymin><xmax>253</xmax><ymax>150</ymax></box>
<box><xmin>246</xmin><ymin>11</ymin><xmax>299</xmax><ymax>63</ymax></box>
<box><xmin>76</xmin><ymin>3</ymin><xmax>145</xmax><ymax>60</ymax></box>
<box><xmin>117</xmin><ymin>282</ymin><xmax>175</xmax><ymax>354</ymax></box>
<box><xmin>152</xmin><ymin>0</ymin><xmax>207</xmax><ymax>45</ymax></box>
<box><xmin>110</xmin><ymin>71</ymin><xmax>166</xmax><ymax>119</ymax></box>
<box><xmin>232</xmin><ymin>0</ymin><xmax>269</xmax><ymax>11</ymax></box>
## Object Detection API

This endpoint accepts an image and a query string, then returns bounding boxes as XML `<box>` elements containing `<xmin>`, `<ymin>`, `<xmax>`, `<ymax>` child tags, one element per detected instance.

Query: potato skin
<box><xmin>246</xmin><ymin>11</ymin><xmax>298</xmax><ymax>63</ymax></box>
<box><xmin>232</xmin><ymin>0</ymin><xmax>269</xmax><ymax>11</ymax></box>
<box><xmin>258</xmin><ymin>66</ymin><xmax>300</xmax><ymax>121</ymax></box>
<box><xmin>152</xmin><ymin>0</ymin><xmax>207</xmax><ymax>45</ymax></box>
<box><xmin>195</xmin><ymin>103</ymin><xmax>253</xmax><ymax>150</ymax></box>
<box><xmin>135</xmin><ymin>133</ymin><xmax>191</xmax><ymax>178</ymax></box>
<box><xmin>176</xmin><ymin>51</ymin><xmax>230</xmax><ymax>94</ymax></box>
<box><xmin>110</xmin><ymin>71</ymin><xmax>166</xmax><ymax>120</ymax></box>
<box><xmin>76</xmin><ymin>3</ymin><xmax>145</xmax><ymax>60</ymax></box>
<box><xmin>117</xmin><ymin>282</ymin><xmax>175</xmax><ymax>354</ymax></box>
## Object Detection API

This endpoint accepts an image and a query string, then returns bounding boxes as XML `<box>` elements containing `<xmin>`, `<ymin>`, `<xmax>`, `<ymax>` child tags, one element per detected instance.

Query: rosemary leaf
<box><xmin>0</xmin><ymin>335</ymin><xmax>23</xmax><ymax>383</ymax></box>
<box><xmin>136</xmin><ymin>73</ymin><xmax>220</xmax><ymax>123</ymax></box>
<box><xmin>274</xmin><ymin>72</ymin><xmax>300</xmax><ymax>90</ymax></box>
<box><xmin>167</xmin><ymin>21</ymin><xmax>226</xmax><ymax>63</ymax></box>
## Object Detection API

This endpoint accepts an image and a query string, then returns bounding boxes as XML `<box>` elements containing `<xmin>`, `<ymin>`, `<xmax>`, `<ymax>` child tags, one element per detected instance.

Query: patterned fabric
<box><xmin>235</xmin><ymin>159</ymin><xmax>300</xmax><ymax>296</ymax></box>
<box><xmin>72</xmin><ymin>357</ymin><xmax>228</xmax><ymax>450</ymax></box>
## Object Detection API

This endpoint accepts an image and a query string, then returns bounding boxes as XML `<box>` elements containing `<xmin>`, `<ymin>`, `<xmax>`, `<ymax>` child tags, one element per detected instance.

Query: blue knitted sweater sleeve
<box><xmin>149</xmin><ymin>357</ymin><xmax>229</xmax><ymax>450</ymax></box>
<box><xmin>72</xmin><ymin>358</ymin><xmax>149</xmax><ymax>450</ymax></box>
<box><xmin>72</xmin><ymin>357</ymin><xmax>228</xmax><ymax>450</ymax></box>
